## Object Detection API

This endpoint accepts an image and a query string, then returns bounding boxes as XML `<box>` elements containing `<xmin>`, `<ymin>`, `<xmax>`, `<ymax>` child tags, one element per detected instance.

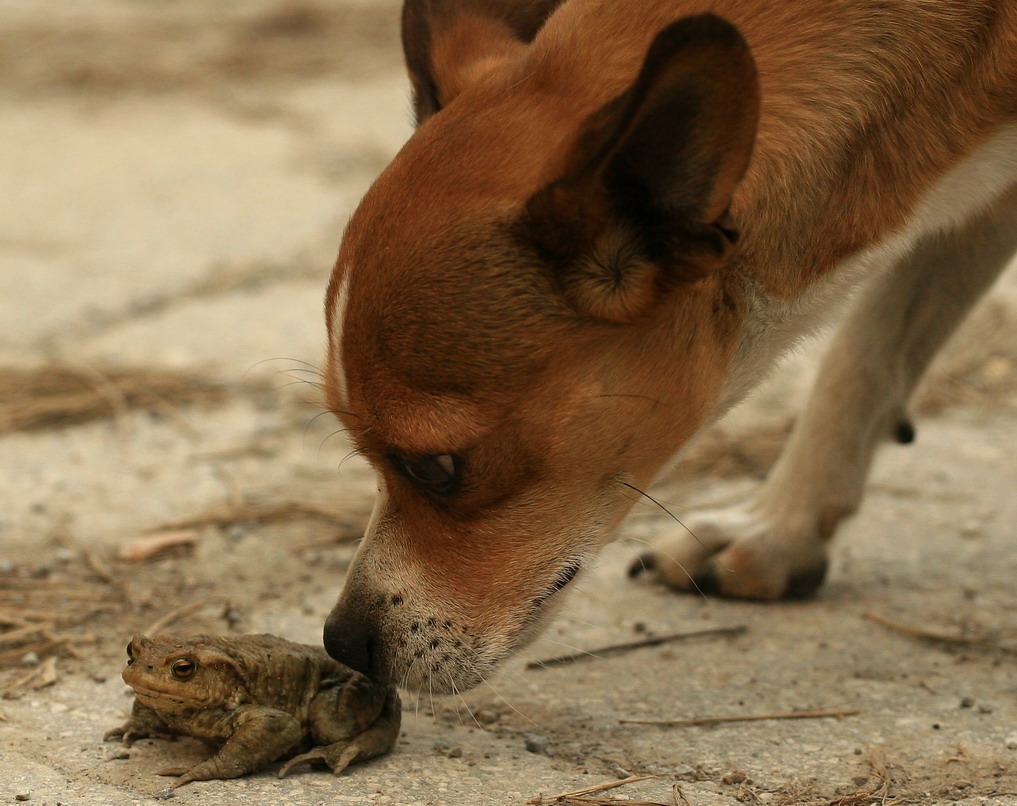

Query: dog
<box><xmin>320</xmin><ymin>0</ymin><xmax>1017</xmax><ymax>693</ymax></box>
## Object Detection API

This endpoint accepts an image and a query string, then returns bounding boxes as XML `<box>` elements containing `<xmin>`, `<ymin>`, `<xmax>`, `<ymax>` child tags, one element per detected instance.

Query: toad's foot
<box><xmin>281</xmin><ymin>687</ymin><xmax>401</xmax><ymax>778</ymax></box>
<box><xmin>277</xmin><ymin>742</ymin><xmax>361</xmax><ymax>778</ymax></box>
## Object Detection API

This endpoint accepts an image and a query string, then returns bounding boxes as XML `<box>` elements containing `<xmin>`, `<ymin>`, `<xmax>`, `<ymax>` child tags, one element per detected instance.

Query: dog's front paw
<box><xmin>629</xmin><ymin>503</ymin><xmax>830</xmax><ymax>600</ymax></box>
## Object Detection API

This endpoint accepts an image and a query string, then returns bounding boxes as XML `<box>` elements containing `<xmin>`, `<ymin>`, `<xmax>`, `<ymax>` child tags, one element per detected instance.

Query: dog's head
<box><xmin>322</xmin><ymin>2</ymin><xmax>759</xmax><ymax>691</ymax></box>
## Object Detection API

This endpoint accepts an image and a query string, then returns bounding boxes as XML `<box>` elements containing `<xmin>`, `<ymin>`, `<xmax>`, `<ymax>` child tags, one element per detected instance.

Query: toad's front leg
<box><xmin>162</xmin><ymin>706</ymin><xmax>302</xmax><ymax>789</ymax></box>
<box><xmin>104</xmin><ymin>700</ymin><xmax>175</xmax><ymax>746</ymax></box>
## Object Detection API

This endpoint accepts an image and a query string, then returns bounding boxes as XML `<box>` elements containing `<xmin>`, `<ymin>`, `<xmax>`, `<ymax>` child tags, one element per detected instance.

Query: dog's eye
<box><xmin>392</xmin><ymin>453</ymin><xmax>461</xmax><ymax>495</ymax></box>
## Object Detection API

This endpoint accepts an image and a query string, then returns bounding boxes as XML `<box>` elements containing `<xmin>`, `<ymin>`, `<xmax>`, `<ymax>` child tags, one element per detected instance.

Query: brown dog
<box><xmin>321</xmin><ymin>0</ymin><xmax>1017</xmax><ymax>692</ymax></box>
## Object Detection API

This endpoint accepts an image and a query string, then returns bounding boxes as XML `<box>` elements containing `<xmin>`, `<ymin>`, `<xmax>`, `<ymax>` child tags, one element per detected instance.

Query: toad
<box><xmin>104</xmin><ymin>633</ymin><xmax>400</xmax><ymax>790</ymax></box>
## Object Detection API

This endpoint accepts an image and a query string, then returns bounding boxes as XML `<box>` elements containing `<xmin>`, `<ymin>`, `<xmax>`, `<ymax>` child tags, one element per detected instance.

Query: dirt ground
<box><xmin>2</xmin><ymin>2</ymin><xmax>1017</xmax><ymax>805</ymax></box>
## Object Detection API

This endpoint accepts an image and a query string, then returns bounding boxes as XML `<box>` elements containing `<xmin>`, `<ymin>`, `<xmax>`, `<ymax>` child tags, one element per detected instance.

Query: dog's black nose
<box><xmin>323</xmin><ymin>606</ymin><xmax>379</xmax><ymax>681</ymax></box>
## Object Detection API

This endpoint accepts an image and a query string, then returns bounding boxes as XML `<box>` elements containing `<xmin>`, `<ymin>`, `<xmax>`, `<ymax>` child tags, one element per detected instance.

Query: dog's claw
<box><xmin>783</xmin><ymin>561</ymin><xmax>829</xmax><ymax>599</ymax></box>
<box><xmin>627</xmin><ymin>553</ymin><xmax>657</xmax><ymax>578</ymax></box>
<box><xmin>895</xmin><ymin>420</ymin><xmax>916</xmax><ymax>444</ymax></box>
<box><xmin>690</xmin><ymin>569</ymin><xmax>721</xmax><ymax>596</ymax></box>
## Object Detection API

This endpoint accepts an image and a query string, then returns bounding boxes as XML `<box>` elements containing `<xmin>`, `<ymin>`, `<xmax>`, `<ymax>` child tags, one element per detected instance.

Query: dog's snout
<box><xmin>323</xmin><ymin>607</ymin><xmax>379</xmax><ymax>681</ymax></box>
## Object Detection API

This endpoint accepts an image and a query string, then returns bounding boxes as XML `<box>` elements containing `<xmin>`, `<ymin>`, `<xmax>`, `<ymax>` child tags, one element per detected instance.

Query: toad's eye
<box><xmin>126</xmin><ymin>642</ymin><xmax>135</xmax><ymax>663</ymax></box>
<box><xmin>391</xmin><ymin>453</ymin><xmax>461</xmax><ymax>495</ymax></box>
<box><xmin>171</xmin><ymin>658</ymin><xmax>197</xmax><ymax>679</ymax></box>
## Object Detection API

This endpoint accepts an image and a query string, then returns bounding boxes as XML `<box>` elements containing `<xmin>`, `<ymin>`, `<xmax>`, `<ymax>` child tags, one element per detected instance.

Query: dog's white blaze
<box><xmin>329</xmin><ymin>267</ymin><xmax>353</xmax><ymax>408</ymax></box>
<box><xmin>724</xmin><ymin>124</ymin><xmax>1017</xmax><ymax>409</ymax></box>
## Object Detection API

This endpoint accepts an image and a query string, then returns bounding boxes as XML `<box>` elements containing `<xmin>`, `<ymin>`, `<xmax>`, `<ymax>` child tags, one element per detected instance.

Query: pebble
<box><xmin>523</xmin><ymin>734</ymin><xmax>549</xmax><ymax>755</ymax></box>
<box><xmin>959</xmin><ymin>520</ymin><xmax>983</xmax><ymax>538</ymax></box>
<box><xmin>960</xmin><ymin>697</ymin><xmax>976</xmax><ymax>709</ymax></box>
<box><xmin>20</xmin><ymin>652</ymin><xmax>40</xmax><ymax>667</ymax></box>
<box><xmin>1006</xmin><ymin>734</ymin><xmax>1017</xmax><ymax>750</ymax></box>
<box><xmin>15</xmin><ymin>793</ymin><xmax>31</xmax><ymax>802</ymax></box>
<box><xmin>474</xmin><ymin>709</ymin><xmax>499</xmax><ymax>725</ymax></box>
<box><xmin>106</xmin><ymin>748</ymin><xmax>131</xmax><ymax>761</ymax></box>
<box><xmin>722</xmin><ymin>770</ymin><xmax>747</xmax><ymax>785</ymax></box>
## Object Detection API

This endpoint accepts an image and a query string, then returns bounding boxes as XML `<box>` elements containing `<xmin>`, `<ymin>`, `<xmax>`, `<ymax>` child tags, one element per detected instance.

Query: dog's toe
<box><xmin>627</xmin><ymin>553</ymin><xmax>657</xmax><ymax>578</ymax></box>
<box><xmin>783</xmin><ymin>560</ymin><xmax>828</xmax><ymax>599</ymax></box>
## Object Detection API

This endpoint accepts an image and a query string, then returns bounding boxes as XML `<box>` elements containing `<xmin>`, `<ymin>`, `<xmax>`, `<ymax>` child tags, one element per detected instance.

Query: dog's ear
<box><xmin>402</xmin><ymin>0</ymin><xmax>563</xmax><ymax>124</ymax></box>
<box><xmin>524</xmin><ymin>14</ymin><xmax>760</xmax><ymax>323</ymax></box>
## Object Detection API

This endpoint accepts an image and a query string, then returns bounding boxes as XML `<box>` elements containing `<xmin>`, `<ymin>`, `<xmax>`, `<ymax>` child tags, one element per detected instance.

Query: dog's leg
<box><xmin>636</xmin><ymin>188</ymin><xmax>1017</xmax><ymax>599</ymax></box>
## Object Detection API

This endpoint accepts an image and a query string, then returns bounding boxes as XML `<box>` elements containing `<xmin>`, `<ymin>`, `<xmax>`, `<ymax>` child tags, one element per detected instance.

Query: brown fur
<box><xmin>321</xmin><ymin>0</ymin><xmax>1017</xmax><ymax>691</ymax></box>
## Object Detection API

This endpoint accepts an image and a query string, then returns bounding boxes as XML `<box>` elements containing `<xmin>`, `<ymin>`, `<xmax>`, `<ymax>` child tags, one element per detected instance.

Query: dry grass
<box><xmin>1</xmin><ymin>0</ymin><xmax>402</xmax><ymax>98</ymax></box>
<box><xmin>147</xmin><ymin>499</ymin><xmax>360</xmax><ymax>539</ymax></box>
<box><xmin>0</xmin><ymin>365</ymin><xmax>228</xmax><ymax>433</ymax></box>
<box><xmin>0</xmin><ymin>571</ymin><xmax>115</xmax><ymax>671</ymax></box>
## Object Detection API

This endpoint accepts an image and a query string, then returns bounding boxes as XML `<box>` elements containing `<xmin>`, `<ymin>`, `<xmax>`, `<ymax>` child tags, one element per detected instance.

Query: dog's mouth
<box><xmin>386</xmin><ymin>559</ymin><xmax>585</xmax><ymax>693</ymax></box>
<box><xmin>530</xmin><ymin>559</ymin><xmax>583</xmax><ymax>617</ymax></box>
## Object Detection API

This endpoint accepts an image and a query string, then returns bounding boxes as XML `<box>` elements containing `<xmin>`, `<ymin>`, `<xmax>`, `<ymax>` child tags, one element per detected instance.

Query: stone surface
<box><xmin>2</xmin><ymin>2</ymin><xmax>1017</xmax><ymax>805</ymax></box>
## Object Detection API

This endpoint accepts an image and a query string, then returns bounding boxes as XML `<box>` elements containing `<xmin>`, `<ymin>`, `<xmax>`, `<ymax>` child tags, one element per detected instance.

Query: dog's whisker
<box><xmin>616</xmin><ymin>480</ymin><xmax>704</xmax><ymax>549</ymax></box>
<box><xmin>241</xmin><ymin>355</ymin><xmax>321</xmax><ymax>380</ymax></box>
<box><xmin>277</xmin><ymin>377</ymin><xmax>324</xmax><ymax>392</ymax></box>
<box><xmin>447</xmin><ymin>680</ymin><xmax>465</xmax><ymax>727</ymax></box>
<box><xmin>317</xmin><ymin>427</ymin><xmax>357</xmax><ymax>460</ymax></box>
<box><xmin>302</xmin><ymin>408</ymin><xmax>337</xmax><ymax>441</ymax></box>
<box><xmin>279</xmin><ymin>366</ymin><xmax>325</xmax><ymax>379</ymax></box>
<box><xmin>397</xmin><ymin>656</ymin><xmax>422</xmax><ymax>723</ymax></box>
<box><xmin>557</xmin><ymin>613</ymin><xmax>638</xmax><ymax>642</ymax></box>
<box><xmin>479</xmin><ymin>676</ymin><xmax>538</xmax><ymax>728</ymax></box>
<box><xmin>446</xmin><ymin>674</ymin><xmax>482</xmax><ymax>730</ymax></box>
<box><xmin>623</xmin><ymin>535</ymin><xmax>707</xmax><ymax>599</ymax></box>
<box><xmin>427</xmin><ymin>670</ymin><xmax>437</xmax><ymax>727</ymax></box>
<box><xmin>328</xmin><ymin>406</ymin><xmax>364</xmax><ymax>421</ymax></box>
<box><xmin>452</xmin><ymin>678</ymin><xmax>485</xmax><ymax>731</ymax></box>
<box><xmin>336</xmin><ymin>446</ymin><xmax>368</xmax><ymax>474</ymax></box>
<box><xmin>536</xmin><ymin>638</ymin><xmax>607</xmax><ymax>664</ymax></box>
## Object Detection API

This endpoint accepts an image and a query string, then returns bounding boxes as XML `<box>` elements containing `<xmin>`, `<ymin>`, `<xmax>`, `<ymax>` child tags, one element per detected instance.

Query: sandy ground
<box><xmin>2</xmin><ymin>2</ymin><xmax>1017</xmax><ymax>805</ymax></box>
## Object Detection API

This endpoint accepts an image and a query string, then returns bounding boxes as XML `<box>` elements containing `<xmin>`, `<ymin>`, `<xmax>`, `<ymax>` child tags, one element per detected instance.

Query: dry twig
<box><xmin>148</xmin><ymin>501</ymin><xmax>360</xmax><ymax>538</ymax></box>
<box><xmin>527</xmin><ymin>625</ymin><xmax>747</xmax><ymax>669</ymax></box>
<box><xmin>3</xmin><ymin>656</ymin><xmax>59</xmax><ymax>698</ymax></box>
<box><xmin>144</xmin><ymin>600</ymin><xmax>212</xmax><ymax>636</ymax></box>
<box><xmin>84</xmin><ymin>550</ymin><xmax>136</xmax><ymax>606</ymax></box>
<box><xmin>0</xmin><ymin>365</ymin><xmax>227</xmax><ymax>433</ymax></box>
<box><xmin>863</xmin><ymin>612</ymin><xmax>1017</xmax><ymax>654</ymax></box>
<box><xmin>551</xmin><ymin>798</ymin><xmax>673</xmax><ymax>806</ymax></box>
<box><xmin>117</xmin><ymin>530</ymin><xmax>200</xmax><ymax>562</ymax></box>
<box><xmin>620</xmin><ymin>708</ymin><xmax>860</xmax><ymax>727</ymax></box>
<box><xmin>0</xmin><ymin>632</ymin><xmax>96</xmax><ymax>665</ymax></box>
<box><xmin>528</xmin><ymin>775</ymin><xmax>655</xmax><ymax>804</ymax></box>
